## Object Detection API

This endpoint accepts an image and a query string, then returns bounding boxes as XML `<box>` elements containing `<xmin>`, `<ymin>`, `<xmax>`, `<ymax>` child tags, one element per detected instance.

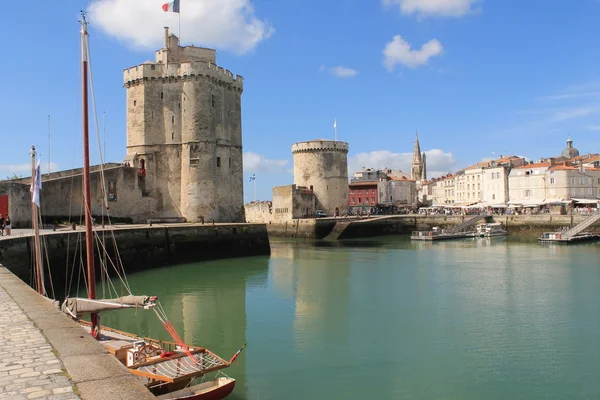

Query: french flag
<box><xmin>162</xmin><ymin>0</ymin><xmax>180</xmax><ymax>13</ymax></box>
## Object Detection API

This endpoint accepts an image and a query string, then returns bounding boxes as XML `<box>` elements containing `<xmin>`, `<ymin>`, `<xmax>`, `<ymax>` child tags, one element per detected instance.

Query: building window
<box><xmin>212</xmin><ymin>94</ymin><xmax>216</xmax><ymax>107</ymax></box>
<box><xmin>550</xmin><ymin>178</ymin><xmax>555</xmax><ymax>184</ymax></box>
<box><xmin>217</xmin><ymin>157</ymin><xmax>221</xmax><ymax>167</ymax></box>
<box><xmin>178</xmin><ymin>103</ymin><xmax>181</xmax><ymax>109</ymax></box>
<box><xmin>390</xmin><ymin>196</ymin><xmax>393</xmax><ymax>201</ymax></box>
<box><xmin>161</xmin><ymin>92</ymin><xmax>164</xmax><ymax>100</ymax></box>
<box><xmin>525</xmin><ymin>189</ymin><xmax>531</xmax><ymax>197</ymax></box>
<box><xmin>492</xmin><ymin>194</ymin><xmax>495</xmax><ymax>200</ymax></box>
<box><xmin>358</xmin><ymin>198</ymin><xmax>362</xmax><ymax>203</ymax></box>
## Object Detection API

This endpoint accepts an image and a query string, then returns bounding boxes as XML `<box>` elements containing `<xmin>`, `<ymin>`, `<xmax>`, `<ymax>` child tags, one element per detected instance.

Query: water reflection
<box><xmin>97</xmin><ymin>256</ymin><xmax>269</xmax><ymax>399</ymax></box>
<box><xmin>96</xmin><ymin>237</ymin><xmax>600</xmax><ymax>400</ymax></box>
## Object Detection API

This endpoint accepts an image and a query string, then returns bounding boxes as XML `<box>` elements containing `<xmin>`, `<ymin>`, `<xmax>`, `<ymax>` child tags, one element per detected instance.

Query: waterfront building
<box><xmin>348</xmin><ymin>168</ymin><xmax>416</xmax><ymax>213</ymax></box>
<box><xmin>481</xmin><ymin>156</ymin><xmax>526</xmax><ymax>205</ymax></box>
<box><xmin>430</xmin><ymin>174</ymin><xmax>455</xmax><ymax>206</ymax></box>
<box><xmin>508</xmin><ymin>162</ymin><xmax>552</xmax><ymax>206</ymax></box>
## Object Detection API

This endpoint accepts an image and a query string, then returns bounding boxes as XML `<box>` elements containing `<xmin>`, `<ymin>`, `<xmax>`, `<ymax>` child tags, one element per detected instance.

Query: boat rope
<box><xmin>152</xmin><ymin>302</ymin><xmax>196</xmax><ymax>362</ymax></box>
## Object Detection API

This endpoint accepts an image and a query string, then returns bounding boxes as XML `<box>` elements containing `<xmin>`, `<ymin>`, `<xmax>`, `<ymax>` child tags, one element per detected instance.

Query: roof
<box><xmin>513</xmin><ymin>162</ymin><xmax>551</xmax><ymax>169</ymax></box>
<box><xmin>349</xmin><ymin>181</ymin><xmax>379</xmax><ymax>187</ymax></box>
<box><xmin>388</xmin><ymin>175</ymin><xmax>416</xmax><ymax>182</ymax></box>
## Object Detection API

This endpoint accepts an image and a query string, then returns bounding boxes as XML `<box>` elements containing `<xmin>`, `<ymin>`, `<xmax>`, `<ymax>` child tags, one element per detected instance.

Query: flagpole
<box><xmin>254</xmin><ymin>178</ymin><xmax>256</xmax><ymax>202</ymax></box>
<box><xmin>47</xmin><ymin>115</ymin><xmax>51</xmax><ymax>174</ymax></box>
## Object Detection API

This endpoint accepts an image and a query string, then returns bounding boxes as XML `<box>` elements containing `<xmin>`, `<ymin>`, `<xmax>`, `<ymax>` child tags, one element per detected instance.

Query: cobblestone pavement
<box><xmin>0</xmin><ymin>286</ymin><xmax>80</xmax><ymax>400</ymax></box>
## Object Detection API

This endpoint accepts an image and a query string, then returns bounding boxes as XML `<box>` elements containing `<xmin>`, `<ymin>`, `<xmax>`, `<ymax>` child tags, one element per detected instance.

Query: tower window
<box><xmin>217</xmin><ymin>157</ymin><xmax>221</xmax><ymax>167</ymax></box>
<box><xmin>178</xmin><ymin>103</ymin><xmax>181</xmax><ymax>109</ymax></box>
<box><xmin>172</xmin><ymin>116</ymin><xmax>175</xmax><ymax>124</ymax></box>
<box><xmin>171</xmin><ymin>132</ymin><xmax>174</xmax><ymax>140</ymax></box>
<box><xmin>211</xmin><ymin>94</ymin><xmax>215</xmax><ymax>107</ymax></box>
<box><xmin>229</xmin><ymin>158</ymin><xmax>231</xmax><ymax>168</ymax></box>
<box><xmin>161</xmin><ymin>92</ymin><xmax>164</xmax><ymax>99</ymax></box>
<box><xmin>133</xmin><ymin>100</ymin><xmax>137</xmax><ymax>106</ymax></box>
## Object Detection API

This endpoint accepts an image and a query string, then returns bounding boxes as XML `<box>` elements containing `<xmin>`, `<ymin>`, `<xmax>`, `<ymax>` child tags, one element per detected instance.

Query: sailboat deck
<box><xmin>131</xmin><ymin>351</ymin><xmax>228</xmax><ymax>383</ymax></box>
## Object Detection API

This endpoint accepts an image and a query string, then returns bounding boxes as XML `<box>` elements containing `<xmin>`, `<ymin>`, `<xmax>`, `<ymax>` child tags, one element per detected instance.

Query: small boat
<box><xmin>157</xmin><ymin>377</ymin><xmax>236</xmax><ymax>400</ymax></box>
<box><xmin>538</xmin><ymin>231</ymin><xmax>600</xmax><ymax>243</ymax></box>
<box><xmin>473</xmin><ymin>222</ymin><xmax>507</xmax><ymax>238</ymax></box>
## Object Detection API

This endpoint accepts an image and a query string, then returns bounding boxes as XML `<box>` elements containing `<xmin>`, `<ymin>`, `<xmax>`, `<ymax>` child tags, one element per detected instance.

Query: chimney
<box><xmin>164</xmin><ymin>27</ymin><xmax>169</xmax><ymax>49</ymax></box>
<box><xmin>549</xmin><ymin>158</ymin><xmax>555</xmax><ymax>166</ymax></box>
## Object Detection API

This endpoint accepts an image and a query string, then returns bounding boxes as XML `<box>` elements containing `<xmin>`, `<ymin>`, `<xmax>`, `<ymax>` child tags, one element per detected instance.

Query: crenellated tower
<box><xmin>123</xmin><ymin>27</ymin><xmax>244</xmax><ymax>222</ymax></box>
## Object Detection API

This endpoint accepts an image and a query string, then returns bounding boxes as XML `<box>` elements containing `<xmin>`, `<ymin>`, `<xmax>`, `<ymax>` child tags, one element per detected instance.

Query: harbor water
<box><xmin>98</xmin><ymin>237</ymin><xmax>600</xmax><ymax>400</ymax></box>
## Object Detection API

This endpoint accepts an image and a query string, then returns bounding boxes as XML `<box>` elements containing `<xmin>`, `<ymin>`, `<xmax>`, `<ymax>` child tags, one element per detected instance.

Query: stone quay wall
<box><xmin>0</xmin><ymin>265</ymin><xmax>156</xmax><ymax>400</ymax></box>
<box><xmin>265</xmin><ymin>214</ymin><xmax>600</xmax><ymax>240</ymax></box>
<box><xmin>0</xmin><ymin>223</ymin><xmax>270</xmax><ymax>295</ymax></box>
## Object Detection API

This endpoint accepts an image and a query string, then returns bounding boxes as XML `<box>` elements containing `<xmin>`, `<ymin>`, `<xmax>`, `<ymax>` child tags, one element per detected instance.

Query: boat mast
<box><xmin>80</xmin><ymin>12</ymin><xmax>99</xmax><ymax>338</ymax></box>
<box><xmin>30</xmin><ymin>145</ymin><xmax>44</xmax><ymax>295</ymax></box>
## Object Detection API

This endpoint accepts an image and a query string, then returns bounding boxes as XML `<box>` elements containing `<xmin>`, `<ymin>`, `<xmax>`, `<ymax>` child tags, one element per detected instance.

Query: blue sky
<box><xmin>1</xmin><ymin>0</ymin><xmax>599</xmax><ymax>202</ymax></box>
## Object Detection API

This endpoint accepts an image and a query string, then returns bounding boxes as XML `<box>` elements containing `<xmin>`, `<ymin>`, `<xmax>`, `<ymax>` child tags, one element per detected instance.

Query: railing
<box><xmin>445</xmin><ymin>214</ymin><xmax>487</xmax><ymax>234</ymax></box>
<box><xmin>562</xmin><ymin>213</ymin><xmax>600</xmax><ymax>238</ymax></box>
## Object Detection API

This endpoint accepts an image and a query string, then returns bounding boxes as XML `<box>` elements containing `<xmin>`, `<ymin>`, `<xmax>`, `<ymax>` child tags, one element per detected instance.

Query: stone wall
<box><xmin>292</xmin><ymin>140</ymin><xmax>349</xmax><ymax>216</ymax></box>
<box><xmin>0</xmin><ymin>181</ymin><xmax>31</xmax><ymax>228</ymax></box>
<box><xmin>0</xmin><ymin>223</ymin><xmax>270</xmax><ymax>295</ymax></box>
<box><xmin>244</xmin><ymin>201</ymin><xmax>272</xmax><ymax>223</ymax></box>
<box><xmin>124</xmin><ymin>33</ymin><xmax>244</xmax><ymax>223</ymax></box>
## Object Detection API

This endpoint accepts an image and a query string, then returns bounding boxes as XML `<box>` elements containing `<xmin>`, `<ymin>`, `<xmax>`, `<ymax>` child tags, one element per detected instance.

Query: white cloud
<box><xmin>383</xmin><ymin>0</ymin><xmax>480</xmax><ymax>18</ymax></box>
<box><xmin>537</xmin><ymin>91</ymin><xmax>600</xmax><ymax>101</ymax></box>
<box><xmin>0</xmin><ymin>162</ymin><xmax>60</xmax><ymax>180</ymax></box>
<box><xmin>383</xmin><ymin>35</ymin><xmax>443</xmax><ymax>71</ymax></box>
<box><xmin>88</xmin><ymin>0</ymin><xmax>273</xmax><ymax>54</ymax></box>
<box><xmin>552</xmin><ymin>107</ymin><xmax>596</xmax><ymax>121</ymax></box>
<box><xmin>348</xmin><ymin>149</ymin><xmax>456</xmax><ymax>179</ymax></box>
<box><xmin>586</xmin><ymin>125</ymin><xmax>600</xmax><ymax>131</ymax></box>
<box><xmin>243</xmin><ymin>152</ymin><xmax>289</xmax><ymax>173</ymax></box>
<box><xmin>319</xmin><ymin>65</ymin><xmax>359</xmax><ymax>78</ymax></box>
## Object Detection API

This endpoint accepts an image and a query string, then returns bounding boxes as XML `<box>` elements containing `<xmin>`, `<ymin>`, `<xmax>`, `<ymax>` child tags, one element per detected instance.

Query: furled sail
<box><xmin>61</xmin><ymin>295</ymin><xmax>158</xmax><ymax>318</ymax></box>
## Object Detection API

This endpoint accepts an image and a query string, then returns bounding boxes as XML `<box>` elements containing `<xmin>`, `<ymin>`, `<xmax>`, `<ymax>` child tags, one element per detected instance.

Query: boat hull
<box><xmin>156</xmin><ymin>377</ymin><xmax>236</xmax><ymax>400</ymax></box>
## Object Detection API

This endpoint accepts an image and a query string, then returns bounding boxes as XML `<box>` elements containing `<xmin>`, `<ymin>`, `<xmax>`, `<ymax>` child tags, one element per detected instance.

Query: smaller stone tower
<box><xmin>411</xmin><ymin>132</ymin><xmax>424</xmax><ymax>180</ymax></box>
<box><xmin>421</xmin><ymin>152</ymin><xmax>427</xmax><ymax>181</ymax></box>
<box><xmin>292</xmin><ymin>140</ymin><xmax>349</xmax><ymax>216</ymax></box>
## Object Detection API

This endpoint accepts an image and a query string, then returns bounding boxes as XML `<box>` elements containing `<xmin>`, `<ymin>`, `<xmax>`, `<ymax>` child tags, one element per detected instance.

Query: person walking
<box><xmin>0</xmin><ymin>214</ymin><xmax>4</xmax><ymax>236</ymax></box>
<box><xmin>3</xmin><ymin>216</ymin><xmax>11</xmax><ymax>236</ymax></box>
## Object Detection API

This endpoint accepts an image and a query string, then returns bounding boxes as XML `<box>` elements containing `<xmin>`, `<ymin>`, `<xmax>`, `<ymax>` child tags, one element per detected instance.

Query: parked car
<box><xmin>315</xmin><ymin>210</ymin><xmax>327</xmax><ymax>218</ymax></box>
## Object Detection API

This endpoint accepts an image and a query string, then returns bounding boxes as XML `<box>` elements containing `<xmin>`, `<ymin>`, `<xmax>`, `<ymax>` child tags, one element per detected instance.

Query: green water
<box><xmin>97</xmin><ymin>237</ymin><xmax>600</xmax><ymax>400</ymax></box>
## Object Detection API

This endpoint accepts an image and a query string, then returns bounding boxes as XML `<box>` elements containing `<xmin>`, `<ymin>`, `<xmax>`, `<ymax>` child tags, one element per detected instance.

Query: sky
<box><xmin>1</xmin><ymin>0</ymin><xmax>600</xmax><ymax>202</ymax></box>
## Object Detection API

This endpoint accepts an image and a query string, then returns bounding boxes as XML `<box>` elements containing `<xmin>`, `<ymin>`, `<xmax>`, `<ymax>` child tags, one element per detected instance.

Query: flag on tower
<box><xmin>249</xmin><ymin>174</ymin><xmax>256</xmax><ymax>182</ymax></box>
<box><xmin>30</xmin><ymin>160</ymin><xmax>42</xmax><ymax>207</ymax></box>
<box><xmin>162</xmin><ymin>0</ymin><xmax>180</xmax><ymax>13</ymax></box>
<box><xmin>333</xmin><ymin>119</ymin><xmax>337</xmax><ymax>129</ymax></box>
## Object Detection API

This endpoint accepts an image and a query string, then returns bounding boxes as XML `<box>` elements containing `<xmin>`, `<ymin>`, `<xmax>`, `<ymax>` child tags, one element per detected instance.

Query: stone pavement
<box><xmin>0</xmin><ymin>266</ymin><xmax>156</xmax><ymax>400</ymax></box>
<box><xmin>0</xmin><ymin>283</ymin><xmax>79</xmax><ymax>400</ymax></box>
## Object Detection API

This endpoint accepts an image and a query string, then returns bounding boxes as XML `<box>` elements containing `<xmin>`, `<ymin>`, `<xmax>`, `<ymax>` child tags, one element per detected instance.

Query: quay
<box><xmin>0</xmin><ymin>222</ymin><xmax>271</xmax><ymax>286</ymax></box>
<box><xmin>0</xmin><ymin>265</ymin><xmax>155</xmax><ymax>400</ymax></box>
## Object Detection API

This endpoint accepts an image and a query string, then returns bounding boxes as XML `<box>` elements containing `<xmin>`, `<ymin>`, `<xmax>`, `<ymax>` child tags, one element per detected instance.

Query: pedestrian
<box><xmin>0</xmin><ymin>214</ymin><xmax>4</xmax><ymax>236</ymax></box>
<box><xmin>4</xmin><ymin>216</ymin><xmax>10</xmax><ymax>236</ymax></box>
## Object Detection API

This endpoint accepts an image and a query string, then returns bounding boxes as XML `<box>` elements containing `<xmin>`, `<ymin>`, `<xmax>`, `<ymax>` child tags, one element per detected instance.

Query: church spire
<box><xmin>411</xmin><ymin>131</ymin><xmax>424</xmax><ymax>180</ymax></box>
<box><xmin>412</xmin><ymin>131</ymin><xmax>422</xmax><ymax>164</ymax></box>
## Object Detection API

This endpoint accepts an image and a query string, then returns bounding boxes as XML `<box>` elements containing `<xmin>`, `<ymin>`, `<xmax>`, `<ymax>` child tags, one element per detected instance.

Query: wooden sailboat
<box><xmin>29</xmin><ymin>13</ymin><xmax>242</xmax><ymax>400</ymax></box>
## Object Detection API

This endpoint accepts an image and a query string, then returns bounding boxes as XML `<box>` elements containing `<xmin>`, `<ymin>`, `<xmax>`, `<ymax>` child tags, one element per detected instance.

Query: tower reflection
<box><xmin>98</xmin><ymin>257</ymin><xmax>269</xmax><ymax>400</ymax></box>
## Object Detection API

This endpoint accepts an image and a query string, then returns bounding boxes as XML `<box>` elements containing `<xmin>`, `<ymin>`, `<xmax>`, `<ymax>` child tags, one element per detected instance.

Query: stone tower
<box><xmin>421</xmin><ymin>151</ymin><xmax>427</xmax><ymax>181</ymax></box>
<box><xmin>124</xmin><ymin>27</ymin><xmax>244</xmax><ymax>222</ymax></box>
<box><xmin>292</xmin><ymin>140</ymin><xmax>349</xmax><ymax>216</ymax></box>
<box><xmin>410</xmin><ymin>132</ymin><xmax>425</xmax><ymax>180</ymax></box>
